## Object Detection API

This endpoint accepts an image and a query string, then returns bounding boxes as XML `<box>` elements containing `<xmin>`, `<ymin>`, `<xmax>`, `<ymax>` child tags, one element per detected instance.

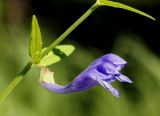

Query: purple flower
<box><xmin>40</xmin><ymin>53</ymin><xmax>132</xmax><ymax>97</ymax></box>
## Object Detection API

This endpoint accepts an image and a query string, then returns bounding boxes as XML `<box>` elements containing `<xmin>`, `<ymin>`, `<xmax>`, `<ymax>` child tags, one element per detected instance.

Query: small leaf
<box><xmin>98</xmin><ymin>0</ymin><xmax>155</xmax><ymax>20</ymax></box>
<box><xmin>29</xmin><ymin>15</ymin><xmax>42</xmax><ymax>63</ymax></box>
<box><xmin>39</xmin><ymin>45</ymin><xmax>75</xmax><ymax>66</ymax></box>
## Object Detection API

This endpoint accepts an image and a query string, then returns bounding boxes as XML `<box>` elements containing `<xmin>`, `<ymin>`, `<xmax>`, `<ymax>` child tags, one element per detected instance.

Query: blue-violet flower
<box><xmin>40</xmin><ymin>53</ymin><xmax>133</xmax><ymax>97</ymax></box>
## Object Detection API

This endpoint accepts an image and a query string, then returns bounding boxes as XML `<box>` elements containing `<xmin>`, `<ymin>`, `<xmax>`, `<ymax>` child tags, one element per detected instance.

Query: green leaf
<box><xmin>29</xmin><ymin>15</ymin><xmax>42</xmax><ymax>63</ymax></box>
<box><xmin>98</xmin><ymin>0</ymin><xmax>155</xmax><ymax>20</ymax></box>
<box><xmin>39</xmin><ymin>45</ymin><xmax>75</xmax><ymax>66</ymax></box>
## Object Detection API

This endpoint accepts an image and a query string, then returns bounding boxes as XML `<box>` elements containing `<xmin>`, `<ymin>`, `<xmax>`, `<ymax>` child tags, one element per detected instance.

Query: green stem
<box><xmin>41</xmin><ymin>3</ymin><xmax>100</xmax><ymax>57</ymax></box>
<box><xmin>0</xmin><ymin>62</ymin><xmax>32</xmax><ymax>103</ymax></box>
<box><xmin>0</xmin><ymin>2</ymin><xmax>100</xmax><ymax>103</ymax></box>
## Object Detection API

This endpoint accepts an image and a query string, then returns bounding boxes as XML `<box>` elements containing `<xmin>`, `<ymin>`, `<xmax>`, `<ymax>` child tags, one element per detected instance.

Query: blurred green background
<box><xmin>0</xmin><ymin>0</ymin><xmax>160</xmax><ymax>116</ymax></box>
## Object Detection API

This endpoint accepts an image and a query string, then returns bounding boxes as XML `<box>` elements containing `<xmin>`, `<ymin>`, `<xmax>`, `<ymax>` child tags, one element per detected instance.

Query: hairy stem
<box><xmin>0</xmin><ymin>62</ymin><xmax>32</xmax><ymax>103</ymax></box>
<box><xmin>0</xmin><ymin>2</ymin><xmax>100</xmax><ymax>103</ymax></box>
<box><xmin>41</xmin><ymin>3</ymin><xmax>100</xmax><ymax>57</ymax></box>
